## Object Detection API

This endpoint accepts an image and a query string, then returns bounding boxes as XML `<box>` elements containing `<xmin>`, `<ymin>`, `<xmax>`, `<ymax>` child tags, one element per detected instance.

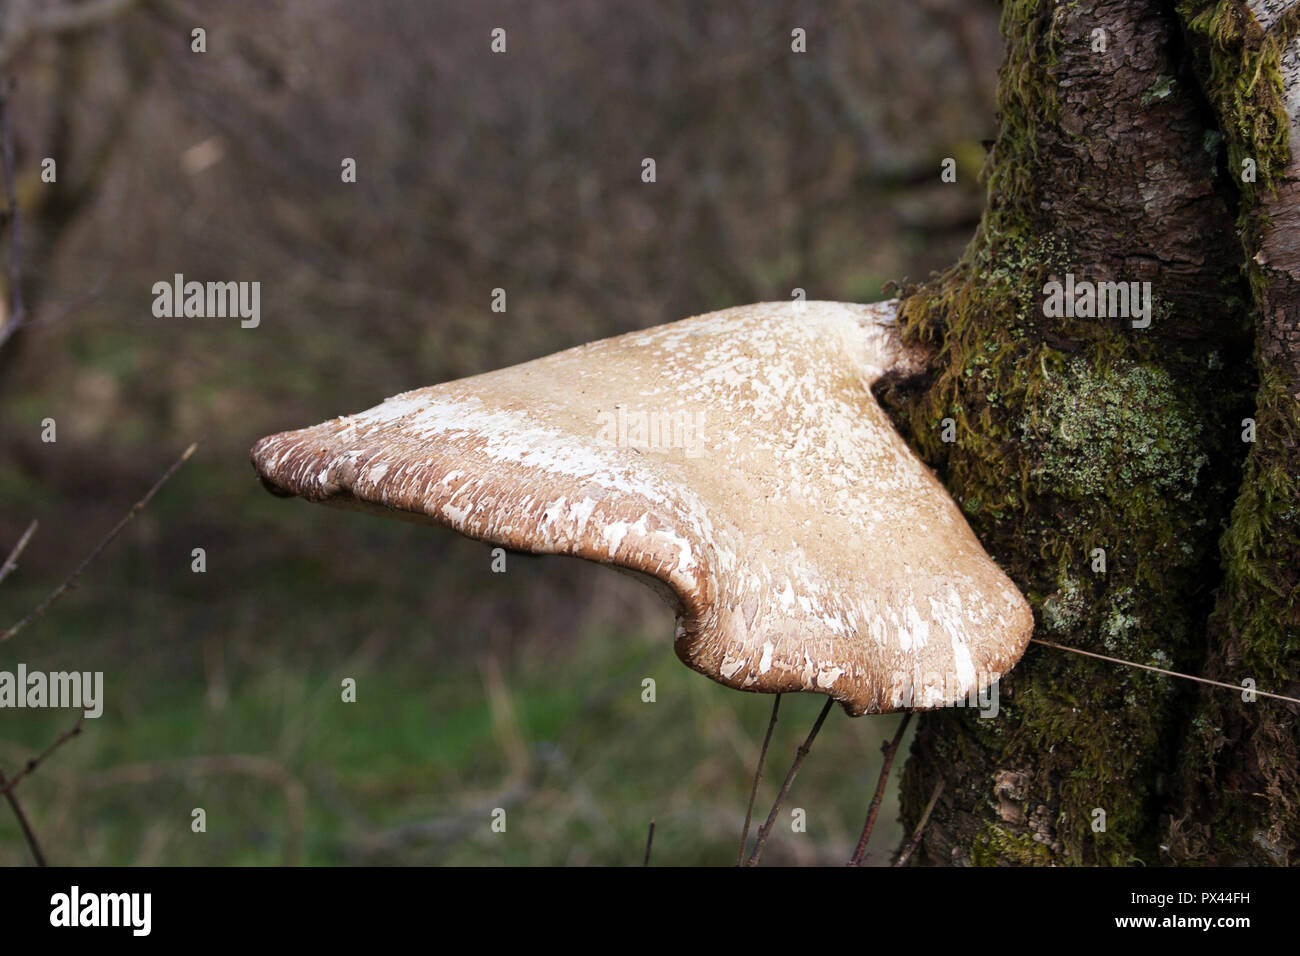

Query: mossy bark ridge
<box><xmin>889</xmin><ymin>0</ymin><xmax>1297</xmax><ymax>865</ymax></box>
<box><xmin>1169</xmin><ymin>0</ymin><xmax>1300</xmax><ymax>865</ymax></box>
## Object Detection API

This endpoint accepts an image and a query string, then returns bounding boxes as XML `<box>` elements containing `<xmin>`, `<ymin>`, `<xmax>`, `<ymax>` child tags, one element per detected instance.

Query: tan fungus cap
<box><xmin>251</xmin><ymin>300</ymin><xmax>1032</xmax><ymax>715</ymax></box>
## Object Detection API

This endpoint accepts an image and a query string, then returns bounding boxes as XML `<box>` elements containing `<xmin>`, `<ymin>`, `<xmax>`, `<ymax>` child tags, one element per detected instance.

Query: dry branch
<box><xmin>0</xmin><ymin>442</ymin><xmax>198</xmax><ymax>645</ymax></box>
<box><xmin>0</xmin><ymin>715</ymin><xmax>83</xmax><ymax>797</ymax></box>
<box><xmin>737</xmin><ymin>693</ymin><xmax>780</xmax><ymax>866</ymax></box>
<box><xmin>0</xmin><ymin>519</ymin><xmax>37</xmax><ymax>585</ymax></box>
<box><xmin>894</xmin><ymin>779</ymin><xmax>944</xmax><ymax>867</ymax></box>
<box><xmin>746</xmin><ymin>697</ymin><xmax>835</xmax><ymax>867</ymax></box>
<box><xmin>849</xmin><ymin>711</ymin><xmax>912</xmax><ymax>866</ymax></box>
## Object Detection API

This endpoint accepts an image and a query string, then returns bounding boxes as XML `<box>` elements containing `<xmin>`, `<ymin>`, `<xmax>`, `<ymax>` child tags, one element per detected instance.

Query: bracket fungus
<box><xmin>251</xmin><ymin>300</ymin><xmax>1032</xmax><ymax>716</ymax></box>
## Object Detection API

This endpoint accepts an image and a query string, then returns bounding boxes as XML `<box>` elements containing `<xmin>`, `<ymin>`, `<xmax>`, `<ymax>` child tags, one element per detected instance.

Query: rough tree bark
<box><xmin>886</xmin><ymin>0</ymin><xmax>1298</xmax><ymax>865</ymax></box>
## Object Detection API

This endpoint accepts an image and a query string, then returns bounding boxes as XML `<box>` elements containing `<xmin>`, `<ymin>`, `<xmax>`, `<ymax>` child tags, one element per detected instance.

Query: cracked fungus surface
<box><xmin>251</xmin><ymin>300</ymin><xmax>1032</xmax><ymax>715</ymax></box>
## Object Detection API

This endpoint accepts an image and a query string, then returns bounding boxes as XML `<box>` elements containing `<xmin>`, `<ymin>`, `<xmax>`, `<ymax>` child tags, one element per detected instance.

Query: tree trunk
<box><xmin>887</xmin><ymin>0</ymin><xmax>1298</xmax><ymax>865</ymax></box>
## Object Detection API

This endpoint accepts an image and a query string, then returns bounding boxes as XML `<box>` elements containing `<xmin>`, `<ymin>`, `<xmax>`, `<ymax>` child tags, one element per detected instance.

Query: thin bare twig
<box><xmin>0</xmin><ymin>519</ymin><xmax>37</xmax><ymax>585</ymax></box>
<box><xmin>746</xmin><ymin>696</ymin><xmax>835</xmax><ymax>867</ymax></box>
<box><xmin>0</xmin><ymin>767</ymin><xmax>45</xmax><ymax>865</ymax></box>
<box><xmin>894</xmin><ymin>779</ymin><xmax>944</xmax><ymax>867</ymax></box>
<box><xmin>643</xmin><ymin>818</ymin><xmax>655</xmax><ymax>867</ymax></box>
<box><xmin>849</xmin><ymin>711</ymin><xmax>912</xmax><ymax>866</ymax></box>
<box><xmin>1031</xmin><ymin>638</ymin><xmax>1300</xmax><ymax>706</ymax></box>
<box><xmin>0</xmin><ymin>442</ymin><xmax>199</xmax><ymax>645</ymax></box>
<box><xmin>737</xmin><ymin>693</ymin><xmax>780</xmax><ymax>866</ymax></box>
<box><xmin>0</xmin><ymin>714</ymin><xmax>84</xmax><ymax>796</ymax></box>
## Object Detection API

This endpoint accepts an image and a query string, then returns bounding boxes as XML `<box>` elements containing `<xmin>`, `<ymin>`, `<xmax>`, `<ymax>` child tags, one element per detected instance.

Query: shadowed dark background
<box><xmin>0</xmin><ymin>0</ymin><xmax>999</xmax><ymax>865</ymax></box>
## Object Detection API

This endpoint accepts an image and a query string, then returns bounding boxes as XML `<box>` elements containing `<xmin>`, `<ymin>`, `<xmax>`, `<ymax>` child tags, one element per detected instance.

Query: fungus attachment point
<box><xmin>251</xmin><ymin>301</ymin><xmax>1032</xmax><ymax>715</ymax></box>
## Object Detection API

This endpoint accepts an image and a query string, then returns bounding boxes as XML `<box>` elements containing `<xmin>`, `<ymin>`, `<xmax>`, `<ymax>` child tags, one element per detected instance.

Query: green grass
<box><xmin>0</xmin><ymin>588</ymin><xmax>912</xmax><ymax>865</ymax></box>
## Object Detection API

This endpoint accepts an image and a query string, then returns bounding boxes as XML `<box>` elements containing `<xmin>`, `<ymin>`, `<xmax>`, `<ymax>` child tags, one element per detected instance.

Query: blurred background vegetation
<box><xmin>0</xmin><ymin>0</ymin><xmax>1001</xmax><ymax>865</ymax></box>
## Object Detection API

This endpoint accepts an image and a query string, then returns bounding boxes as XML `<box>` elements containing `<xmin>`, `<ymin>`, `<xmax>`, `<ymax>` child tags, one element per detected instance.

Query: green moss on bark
<box><xmin>1172</xmin><ymin>0</ymin><xmax>1300</xmax><ymax>863</ymax></box>
<box><xmin>1179</xmin><ymin>1</ymin><xmax>1299</xmax><ymax>198</ymax></box>
<box><xmin>891</xmin><ymin>0</ymin><xmax>1254</xmax><ymax>865</ymax></box>
<box><xmin>971</xmin><ymin>824</ymin><xmax>1056</xmax><ymax>867</ymax></box>
<box><xmin>1179</xmin><ymin>0</ymin><xmax>1300</xmax><ymax>682</ymax></box>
